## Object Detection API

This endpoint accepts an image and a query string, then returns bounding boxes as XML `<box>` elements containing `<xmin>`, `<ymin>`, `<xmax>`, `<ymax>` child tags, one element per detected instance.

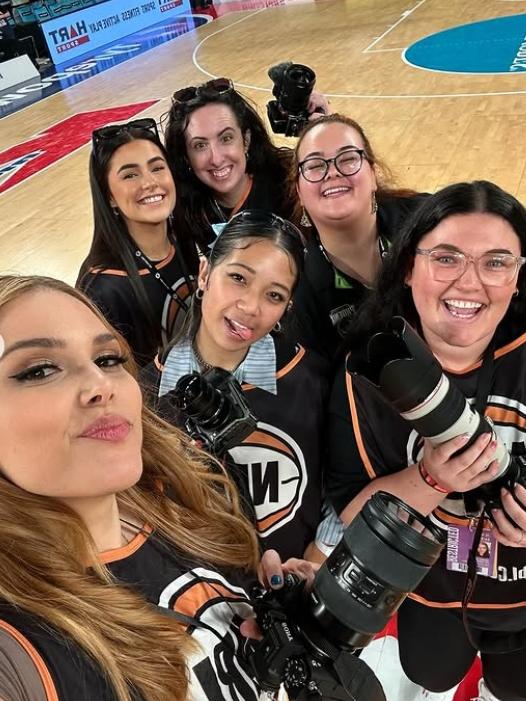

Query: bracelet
<box><xmin>418</xmin><ymin>460</ymin><xmax>450</xmax><ymax>494</ymax></box>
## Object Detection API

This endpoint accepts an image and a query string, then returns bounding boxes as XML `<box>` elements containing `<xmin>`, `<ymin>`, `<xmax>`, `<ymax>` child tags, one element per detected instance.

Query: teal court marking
<box><xmin>404</xmin><ymin>13</ymin><xmax>526</xmax><ymax>74</ymax></box>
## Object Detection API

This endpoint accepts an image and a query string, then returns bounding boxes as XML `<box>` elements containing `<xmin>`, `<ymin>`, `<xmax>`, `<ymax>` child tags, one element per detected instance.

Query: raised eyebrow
<box><xmin>1</xmin><ymin>332</ymin><xmax>119</xmax><ymax>360</ymax></box>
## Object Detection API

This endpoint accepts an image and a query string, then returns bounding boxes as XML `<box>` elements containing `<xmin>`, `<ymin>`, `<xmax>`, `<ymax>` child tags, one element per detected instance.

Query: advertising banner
<box><xmin>42</xmin><ymin>0</ymin><xmax>190</xmax><ymax>64</ymax></box>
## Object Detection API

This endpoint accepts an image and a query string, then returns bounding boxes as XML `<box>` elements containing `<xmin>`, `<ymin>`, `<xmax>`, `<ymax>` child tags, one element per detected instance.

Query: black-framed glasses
<box><xmin>92</xmin><ymin>118</ymin><xmax>159</xmax><ymax>149</ymax></box>
<box><xmin>172</xmin><ymin>78</ymin><xmax>234</xmax><ymax>105</ymax></box>
<box><xmin>415</xmin><ymin>247</ymin><xmax>526</xmax><ymax>287</ymax></box>
<box><xmin>298</xmin><ymin>148</ymin><xmax>366</xmax><ymax>183</ymax></box>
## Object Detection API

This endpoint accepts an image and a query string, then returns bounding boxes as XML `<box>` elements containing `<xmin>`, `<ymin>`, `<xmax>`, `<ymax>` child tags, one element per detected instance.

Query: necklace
<box><xmin>192</xmin><ymin>340</ymin><xmax>214</xmax><ymax>372</ymax></box>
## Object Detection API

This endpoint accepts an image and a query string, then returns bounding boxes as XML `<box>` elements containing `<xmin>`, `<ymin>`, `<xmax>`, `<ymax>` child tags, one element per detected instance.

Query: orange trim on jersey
<box><xmin>409</xmin><ymin>592</ymin><xmax>526</xmax><ymax>610</ymax></box>
<box><xmin>174</xmin><ymin>581</ymin><xmax>241</xmax><ymax>618</ymax></box>
<box><xmin>258</xmin><ymin>505</ymin><xmax>293</xmax><ymax>531</ymax></box>
<box><xmin>229</xmin><ymin>176</ymin><xmax>253</xmax><ymax>217</ymax></box>
<box><xmin>433</xmin><ymin>507</ymin><xmax>474</xmax><ymax>526</ymax></box>
<box><xmin>486</xmin><ymin>405</ymin><xmax>526</xmax><ymax>429</ymax></box>
<box><xmin>444</xmin><ymin>331</ymin><xmax>526</xmax><ymax>375</ymax></box>
<box><xmin>89</xmin><ymin>245</ymin><xmax>176</xmax><ymax>277</ymax></box>
<box><xmin>242</xmin><ymin>345</ymin><xmax>306</xmax><ymax>392</ymax></box>
<box><xmin>0</xmin><ymin>620</ymin><xmax>59</xmax><ymax>701</ymax></box>
<box><xmin>241</xmin><ymin>429</ymin><xmax>294</xmax><ymax>457</ymax></box>
<box><xmin>98</xmin><ymin>524</ymin><xmax>152</xmax><ymax>565</ymax></box>
<box><xmin>346</xmin><ymin>371</ymin><xmax>376</xmax><ymax>479</ymax></box>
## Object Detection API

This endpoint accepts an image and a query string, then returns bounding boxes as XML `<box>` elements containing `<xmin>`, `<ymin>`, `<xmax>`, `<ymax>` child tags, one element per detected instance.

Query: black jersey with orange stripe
<box><xmin>142</xmin><ymin>335</ymin><xmax>329</xmax><ymax>560</ymax></box>
<box><xmin>0</xmin><ymin>531</ymin><xmax>258</xmax><ymax>701</ymax></box>
<box><xmin>327</xmin><ymin>330</ymin><xmax>526</xmax><ymax>629</ymax></box>
<box><xmin>80</xmin><ymin>245</ymin><xmax>196</xmax><ymax>366</ymax></box>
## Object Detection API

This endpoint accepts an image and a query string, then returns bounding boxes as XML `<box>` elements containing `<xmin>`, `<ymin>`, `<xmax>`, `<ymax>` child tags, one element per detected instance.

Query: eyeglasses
<box><xmin>171</xmin><ymin>78</ymin><xmax>234</xmax><ymax>105</ymax></box>
<box><xmin>298</xmin><ymin>148</ymin><xmax>366</xmax><ymax>183</ymax></box>
<box><xmin>91</xmin><ymin>118</ymin><xmax>159</xmax><ymax>149</ymax></box>
<box><xmin>415</xmin><ymin>247</ymin><xmax>526</xmax><ymax>287</ymax></box>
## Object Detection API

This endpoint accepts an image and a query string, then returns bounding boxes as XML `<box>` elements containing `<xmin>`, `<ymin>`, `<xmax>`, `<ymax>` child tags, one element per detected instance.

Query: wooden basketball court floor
<box><xmin>1</xmin><ymin>0</ymin><xmax>526</xmax><ymax>285</ymax></box>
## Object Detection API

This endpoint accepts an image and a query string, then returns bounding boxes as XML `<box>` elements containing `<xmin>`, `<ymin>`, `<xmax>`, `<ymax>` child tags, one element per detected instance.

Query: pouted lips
<box><xmin>79</xmin><ymin>415</ymin><xmax>131</xmax><ymax>442</ymax></box>
<box><xmin>225</xmin><ymin>317</ymin><xmax>253</xmax><ymax>341</ymax></box>
<box><xmin>443</xmin><ymin>299</ymin><xmax>485</xmax><ymax>319</ymax></box>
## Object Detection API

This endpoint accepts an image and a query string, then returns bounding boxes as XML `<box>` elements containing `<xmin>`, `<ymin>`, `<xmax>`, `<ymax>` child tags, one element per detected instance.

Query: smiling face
<box><xmin>406</xmin><ymin>212</ymin><xmax>522</xmax><ymax>367</ymax></box>
<box><xmin>107</xmin><ymin>138</ymin><xmax>176</xmax><ymax>231</ymax></box>
<box><xmin>296</xmin><ymin>121</ymin><xmax>377</xmax><ymax>228</ymax></box>
<box><xmin>0</xmin><ymin>289</ymin><xmax>143</xmax><ymax>502</ymax></box>
<box><xmin>184</xmin><ymin>103</ymin><xmax>251</xmax><ymax>208</ymax></box>
<box><xmin>196</xmin><ymin>239</ymin><xmax>296</xmax><ymax>363</ymax></box>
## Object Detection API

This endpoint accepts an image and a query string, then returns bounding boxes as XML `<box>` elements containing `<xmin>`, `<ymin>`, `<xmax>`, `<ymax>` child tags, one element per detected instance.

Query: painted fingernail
<box><xmin>270</xmin><ymin>575</ymin><xmax>282</xmax><ymax>587</ymax></box>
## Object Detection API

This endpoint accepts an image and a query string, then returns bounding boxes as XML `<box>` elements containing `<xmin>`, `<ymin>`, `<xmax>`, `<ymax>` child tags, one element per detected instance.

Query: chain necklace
<box><xmin>192</xmin><ymin>340</ymin><xmax>214</xmax><ymax>372</ymax></box>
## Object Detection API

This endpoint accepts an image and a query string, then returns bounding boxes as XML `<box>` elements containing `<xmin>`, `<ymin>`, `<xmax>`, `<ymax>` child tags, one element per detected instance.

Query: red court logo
<box><xmin>0</xmin><ymin>102</ymin><xmax>159</xmax><ymax>195</ymax></box>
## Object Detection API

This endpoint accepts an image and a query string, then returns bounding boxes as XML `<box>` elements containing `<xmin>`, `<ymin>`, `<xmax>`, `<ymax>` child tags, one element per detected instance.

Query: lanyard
<box><xmin>134</xmin><ymin>246</ymin><xmax>192</xmax><ymax>313</ymax></box>
<box><xmin>211</xmin><ymin>176</ymin><xmax>253</xmax><ymax>222</ymax></box>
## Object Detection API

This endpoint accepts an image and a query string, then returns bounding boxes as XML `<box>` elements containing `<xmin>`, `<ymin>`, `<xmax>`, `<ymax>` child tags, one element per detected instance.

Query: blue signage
<box><xmin>42</xmin><ymin>0</ymin><xmax>191</xmax><ymax>64</ymax></box>
<box><xmin>404</xmin><ymin>14</ymin><xmax>526</xmax><ymax>74</ymax></box>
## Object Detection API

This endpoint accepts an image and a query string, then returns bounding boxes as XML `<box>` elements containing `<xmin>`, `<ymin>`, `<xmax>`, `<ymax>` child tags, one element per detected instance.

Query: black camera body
<box><xmin>247</xmin><ymin>492</ymin><xmax>446</xmax><ymax>701</ymax></box>
<box><xmin>170</xmin><ymin>367</ymin><xmax>257</xmax><ymax>456</ymax></box>
<box><xmin>356</xmin><ymin>317</ymin><xmax>526</xmax><ymax>514</ymax></box>
<box><xmin>267</xmin><ymin>62</ymin><xmax>316</xmax><ymax>136</ymax></box>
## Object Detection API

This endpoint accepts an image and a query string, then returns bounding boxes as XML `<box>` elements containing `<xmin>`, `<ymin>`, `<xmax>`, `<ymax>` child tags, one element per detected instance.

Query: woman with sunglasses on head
<box><xmin>77</xmin><ymin>118</ymin><xmax>199</xmax><ymax>366</ymax></box>
<box><xmin>0</xmin><ymin>274</ymin><xmax>316</xmax><ymax>701</ymax></box>
<box><xmin>290</xmin><ymin>113</ymin><xmax>427</xmax><ymax>360</ymax></box>
<box><xmin>143</xmin><ymin>210</ymin><xmax>328</xmax><ymax>561</ymax></box>
<box><xmin>163</xmin><ymin>77</ymin><xmax>329</xmax><ymax>254</ymax></box>
<box><xmin>323</xmin><ymin>181</ymin><xmax>526</xmax><ymax>701</ymax></box>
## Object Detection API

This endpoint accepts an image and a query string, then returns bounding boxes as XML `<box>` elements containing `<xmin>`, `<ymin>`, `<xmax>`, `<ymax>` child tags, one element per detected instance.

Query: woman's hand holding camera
<box><xmin>421</xmin><ymin>432</ymin><xmax>500</xmax><ymax>494</ymax></box>
<box><xmin>491</xmin><ymin>483</ymin><xmax>526</xmax><ymax>548</ymax></box>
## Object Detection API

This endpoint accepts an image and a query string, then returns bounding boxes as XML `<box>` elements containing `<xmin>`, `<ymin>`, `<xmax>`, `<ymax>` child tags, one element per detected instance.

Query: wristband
<box><xmin>418</xmin><ymin>460</ymin><xmax>450</xmax><ymax>494</ymax></box>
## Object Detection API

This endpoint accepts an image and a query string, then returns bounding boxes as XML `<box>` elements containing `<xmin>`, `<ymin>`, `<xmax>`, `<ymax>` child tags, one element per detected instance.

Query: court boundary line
<box><xmin>362</xmin><ymin>0</ymin><xmax>428</xmax><ymax>53</ymax></box>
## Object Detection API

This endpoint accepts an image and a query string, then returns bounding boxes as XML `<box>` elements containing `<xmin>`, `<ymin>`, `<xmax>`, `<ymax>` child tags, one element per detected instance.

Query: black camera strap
<box><xmin>135</xmin><ymin>247</ymin><xmax>192</xmax><ymax>316</ymax></box>
<box><xmin>461</xmin><ymin>338</ymin><xmax>526</xmax><ymax>653</ymax></box>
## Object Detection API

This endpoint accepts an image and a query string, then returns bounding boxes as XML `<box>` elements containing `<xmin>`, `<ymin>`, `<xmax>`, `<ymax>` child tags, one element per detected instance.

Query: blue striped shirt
<box><xmin>159</xmin><ymin>334</ymin><xmax>278</xmax><ymax>397</ymax></box>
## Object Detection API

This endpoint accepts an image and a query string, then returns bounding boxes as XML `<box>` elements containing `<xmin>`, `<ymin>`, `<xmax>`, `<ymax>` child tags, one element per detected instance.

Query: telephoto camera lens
<box><xmin>308</xmin><ymin>492</ymin><xmax>446</xmax><ymax>651</ymax></box>
<box><xmin>278</xmin><ymin>63</ymin><xmax>316</xmax><ymax>115</ymax></box>
<box><xmin>174</xmin><ymin>372</ymin><xmax>229</xmax><ymax>429</ymax></box>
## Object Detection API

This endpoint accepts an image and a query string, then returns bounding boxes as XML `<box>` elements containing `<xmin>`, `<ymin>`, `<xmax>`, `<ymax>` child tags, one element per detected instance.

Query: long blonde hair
<box><xmin>0</xmin><ymin>275</ymin><xmax>260</xmax><ymax>701</ymax></box>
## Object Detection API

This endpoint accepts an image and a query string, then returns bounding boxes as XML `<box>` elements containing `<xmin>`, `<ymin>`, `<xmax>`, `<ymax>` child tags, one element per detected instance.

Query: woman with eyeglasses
<box><xmin>324</xmin><ymin>181</ymin><xmax>526</xmax><ymax>701</ymax></box>
<box><xmin>77</xmin><ymin>119</ymin><xmax>199</xmax><ymax>366</ymax></box>
<box><xmin>0</xmin><ymin>274</ymin><xmax>316</xmax><ymax>701</ymax></box>
<box><xmin>163</xmin><ymin>77</ymin><xmax>329</xmax><ymax>254</ymax></box>
<box><xmin>143</xmin><ymin>210</ymin><xmax>329</xmax><ymax>561</ymax></box>
<box><xmin>290</xmin><ymin>113</ymin><xmax>427</xmax><ymax>360</ymax></box>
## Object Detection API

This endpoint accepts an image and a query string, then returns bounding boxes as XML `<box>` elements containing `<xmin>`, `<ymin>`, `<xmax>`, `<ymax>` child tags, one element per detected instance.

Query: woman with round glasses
<box><xmin>143</xmin><ymin>210</ymin><xmax>328</xmax><ymax>560</ymax></box>
<box><xmin>163</xmin><ymin>77</ymin><xmax>329</xmax><ymax>254</ymax></box>
<box><xmin>290</xmin><ymin>113</ymin><xmax>426</xmax><ymax>359</ymax></box>
<box><xmin>77</xmin><ymin>119</ymin><xmax>199</xmax><ymax>366</ymax></box>
<box><xmin>325</xmin><ymin>181</ymin><xmax>526</xmax><ymax>701</ymax></box>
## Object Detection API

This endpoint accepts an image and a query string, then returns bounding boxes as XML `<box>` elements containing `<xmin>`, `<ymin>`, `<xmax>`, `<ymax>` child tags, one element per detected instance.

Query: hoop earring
<box><xmin>371</xmin><ymin>191</ymin><xmax>378</xmax><ymax>215</ymax></box>
<box><xmin>300</xmin><ymin>207</ymin><xmax>311</xmax><ymax>227</ymax></box>
<box><xmin>514</xmin><ymin>288</ymin><xmax>519</xmax><ymax>297</ymax></box>
<box><xmin>112</xmin><ymin>207</ymin><xmax>120</xmax><ymax>218</ymax></box>
<box><xmin>195</xmin><ymin>288</ymin><xmax>204</xmax><ymax>300</ymax></box>
<box><xmin>273</xmin><ymin>320</ymin><xmax>282</xmax><ymax>333</ymax></box>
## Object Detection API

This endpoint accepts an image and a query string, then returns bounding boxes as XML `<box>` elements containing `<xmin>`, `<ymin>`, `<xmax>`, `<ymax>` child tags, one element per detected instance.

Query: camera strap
<box><xmin>134</xmin><ymin>246</ymin><xmax>193</xmax><ymax>315</ymax></box>
<box><xmin>461</xmin><ymin>339</ymin><xmax>526</xmax><ymax>653</ymax></box>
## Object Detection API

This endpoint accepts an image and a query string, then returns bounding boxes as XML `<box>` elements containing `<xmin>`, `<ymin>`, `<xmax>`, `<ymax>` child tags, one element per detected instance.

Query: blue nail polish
<box><xmin>270</xmin><ymin>574</ymin><xmax>282</xmax><ymax>587</ymax></box>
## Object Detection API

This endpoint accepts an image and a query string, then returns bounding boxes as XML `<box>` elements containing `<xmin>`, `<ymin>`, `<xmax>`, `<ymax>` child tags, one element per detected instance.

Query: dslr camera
<box><xmin>169</xmin><ymin>367</ymin><xmax>257</xmax><ymax>456</ymax></box>
<box><xmin>247</xmin><ymin>491</ymin><xmax>445</xmax><ymax>701</ymax></box>
<box><xmin>354</xmin><ymin>316</ymin><xmax>526</xmax><ymax>514</ymax></box>
<box><xmin>267</xmin><ymin>61</ymin><xmax>316</xmax><ymax>136</ymax></box>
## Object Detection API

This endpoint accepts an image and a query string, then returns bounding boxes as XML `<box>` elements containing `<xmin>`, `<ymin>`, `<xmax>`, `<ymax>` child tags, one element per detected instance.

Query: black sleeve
<box><xmin>80</xmin><ymin>273</ymin><xmax>136</xmax><ymax>344</ymax></box>
<box><xmin>291</xmin><ymin>275</ymin><xmax>331</xmax><ymax>356</ymax></box>
<box><xmin>326</xmin><ymin>362</ymin><xmax>410</xmax><ymax>514</ymax></box>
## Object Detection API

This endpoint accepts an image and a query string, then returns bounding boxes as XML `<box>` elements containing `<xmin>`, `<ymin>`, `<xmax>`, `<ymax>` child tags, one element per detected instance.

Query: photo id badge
<box><xmin>446</xmin><ymin>520</ymin><xmax>498</xmax><ymax>578</ymax></box>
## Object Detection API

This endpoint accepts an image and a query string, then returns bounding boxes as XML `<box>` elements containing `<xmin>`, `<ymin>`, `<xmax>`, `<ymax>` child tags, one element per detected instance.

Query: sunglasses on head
<box><xmin>91</xmin><ymin>118</ymin><xmax>159</xmax><ymax>149</ymax></box>
<box><xmin>171</xmin><ymin>78</ymin><xmax>234</xmax><ymax>105</ymax></box>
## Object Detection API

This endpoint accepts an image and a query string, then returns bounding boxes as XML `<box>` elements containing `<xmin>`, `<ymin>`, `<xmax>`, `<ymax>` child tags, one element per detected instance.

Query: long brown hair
<box><xmin>0</xmin><ymin>275</ymin><xmax>259</xmax><ymax>701</ymax></box>
<box><xmin>288</xmin><ymin>113</ymin><xmax>417</xmax><ymax>225</ymax></box>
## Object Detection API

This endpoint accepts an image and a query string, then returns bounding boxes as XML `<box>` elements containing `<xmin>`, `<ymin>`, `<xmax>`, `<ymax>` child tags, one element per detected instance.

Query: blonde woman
<box><xmin>0</xmin><ymin>275</ymin><xmax>308</xmax><ymax>701</ymax></box>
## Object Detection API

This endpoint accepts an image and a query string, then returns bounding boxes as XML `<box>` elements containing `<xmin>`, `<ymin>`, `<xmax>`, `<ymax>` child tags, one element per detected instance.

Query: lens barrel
<box><xmin>308</xmin><ymin>492</ymin><xmax>445</xmax><ymax>650</ymax></box>
<box><xmin>173</xmin><ymin>372</ymin><xmax>229</xmax><ymax>429</ymax></box>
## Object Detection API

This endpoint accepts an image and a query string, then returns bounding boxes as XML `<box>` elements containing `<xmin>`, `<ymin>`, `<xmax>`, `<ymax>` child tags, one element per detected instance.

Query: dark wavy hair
<box><xmin>77</xmin><ymin>126</ymin><xmax>198</xmax><ymax>344</ymax></box>
<box><xmin>174</xmin><ymin>210</ymin><xmax>305</xmax><ymax>344</ymax></box>
<box><xmin>343</xmin><ymin>180</ymin><xmax>526</xmax><ymax>353</ymax></box>
<box><xmin>164</xmin><ymin>87</ymin><xmax>293</xmax><ymax>252</ymax></box>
